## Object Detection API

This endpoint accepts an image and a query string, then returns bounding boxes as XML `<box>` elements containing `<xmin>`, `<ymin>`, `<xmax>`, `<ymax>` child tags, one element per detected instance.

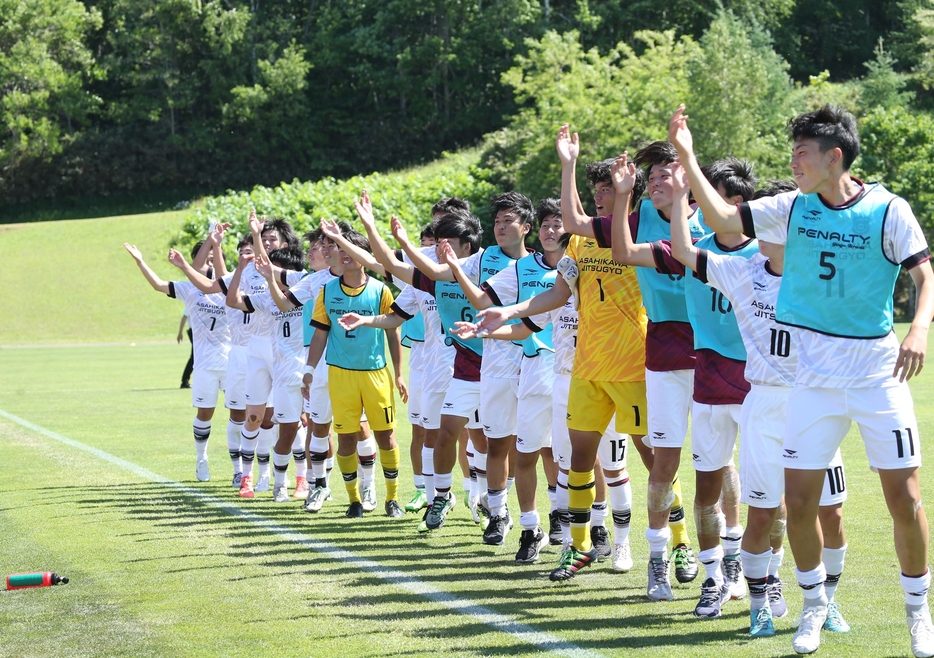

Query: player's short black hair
<box><xmin>585</xmin><ymin>159</ymin><xmax>615</xmax><ymax>187</ymax></box>
<box><xmin>489</xmin><ymin>192</ymin><xmax>534</xmax><ymax>226</ymax></box>
<box><xmin>634</xmin><ymin>141</ymin><xmax>679</xmax><ymax>171</ymax></box>
<box><xmin>342</xmin><ymin>228</ymin><xmax>371</xmax><ymax>254</ymax></box>
<box><xmin>303</xmin><ymin>227</ymin><xmax>323</xmax><ymax>245</ymax></box>
<box><xmin>268</xmin><ymin>246</ymin><xmax>305</xmax><ymax>272</ymax></box>
<box><xmin>753</xmin><ymin>179</ymin><xmax>798</xmax><ymax>200</ymax></box>
<box><xmin>788</xmin><ymin>105</ymin><xmax>860</xmax><ymax>171</ymax></box>
<box><xmin>701</xmin><ymin>158</ymin><xmax>758</xmax><ymax>202</ymax></box>
<box><xmin>433</xmin><ymin>212</ymin><xmax>482</xmax><ymax>254</ymax></box>
<box><xmin>190</xmin><ymin>240</ymin><xmax>205</xmax><ymax>261</ymax></box>
<box><xmin>420</xmin><ymin>224</ymin><xmax>435</xmax><ymax>240</ymax></box>
<box><xmin>262</xmin><ymin>216</ymin><xmax>299</xmax><ymax>248</ymax></box>
<box><xmin>237</xmin><ymin>233</ymin><xmax>253</xmax><ymax>251</ymax></box>
<box><xmin>536</xmin><ymin>198</ymin><xmax>561</xmax><ymax>227</ymax></box>
<box><xmin>432</xmin><ymin>197</ymin><xmax>471</xmax><ymax>218</ymax></box>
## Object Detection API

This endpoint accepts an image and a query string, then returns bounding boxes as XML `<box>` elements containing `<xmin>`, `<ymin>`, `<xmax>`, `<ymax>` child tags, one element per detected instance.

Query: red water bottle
<box><xmin>5</xmin><ymin>572</ymin><xmax>69</xmax><ymax>590</ymax></box>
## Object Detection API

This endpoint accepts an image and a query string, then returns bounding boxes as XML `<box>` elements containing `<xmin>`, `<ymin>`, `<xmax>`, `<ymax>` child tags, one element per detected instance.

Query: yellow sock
<box><xmin>379</xmin><ymin>446</ymin><xmax>400</xmax><ymax>502</ymax></box>
<box><xmin>336</xmin><ymin>452</ymin><xmax>360</xmax><ymax>503</ymax></box>
<box><xmin>669</xmin><ymin>473</ymin><xmax>690</xmax><ymax>547</ymax></box>
<box><xmin>568</xmin><ymin>469</ymin><xmax>596</xmax><ymax>552</ymax></box>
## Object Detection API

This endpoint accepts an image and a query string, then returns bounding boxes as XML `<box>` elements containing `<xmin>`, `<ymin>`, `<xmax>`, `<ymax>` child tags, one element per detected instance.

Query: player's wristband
<box><xmin>302</xmin><ymin>365</ymin><xmax>315</xmax><ymax>375</ymax></box>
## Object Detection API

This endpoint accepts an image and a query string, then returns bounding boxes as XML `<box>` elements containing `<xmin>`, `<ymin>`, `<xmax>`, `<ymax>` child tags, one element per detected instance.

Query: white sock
<box><xmin>903</xmin><ymin>570</ymin><xmax>932</xmax><ymax>608</ymax></box>
<box><xmin>421</xmin><ymin>446</ymin><xmax>435</xmax><ymax>501</ymax></box>
<box><xmin>257</xmin><ymin>426</ymin><xmax>276</xmax><ymax>478</ymax></box>
<box><xmin>607</xmin><ymin>475</ymin><xmax>632</xmax><ymax>544</ymax></box>
<box><xmin>769</xmin><ymin>547</ymin><xmax>784</xmax><ymax>577</ymax></box>
<box><xmin>741</xmin><ymin>549</ymin><xmax>772</xmax><ymax>609</ymax></box>
<box><xmin>796</xmin><ymin>564</ymin><xmax>828</xmax><ymax>608</ymax></box>
<box><xmin>822</xmin><ymin>544</ymin><xmax>847</xmax><ymax>602</ymax></box>
<box><xmin>488</xmin><ymin>487</ymin><xmax>507</xmax><ymax>518</ymax></box>
<box><xmin>722</xmin><ymin>525</ymin><xmax>744</xmax><ymax>558</ymax></box>
<box><xmin>434</xmin><ymin>471</ymin><xmax>453</xmax><ymax>497</ymax></box>
<box><xmin>462</xmin><ymin>476</ymin><xmax>471</xmax><ymax>498</ymax></box>
<box><xmin>239</xmin><ymin>427</ymin><xmax>259</xmax><ymax>476</ymax></box>
<box><xmin>273</xmin><ymin>450</ymin><xmax>291</xmax><ymax>487</ymax></box>
<box><xmin>414</xmin><ymin>473</ymin><xmax>425</xmax><ymax>489</ymax></box>
<box><xmin>645</xmin><ymin>526</ymin><xmax>672</xmax><ymax>558</ymax></box>
<box><xmin>291</xmin><ymin>433</ymin><xmax>307</xmax><ymax>480</ymax></box>
<box><xmin>698</xmin><ymin>545</ymin><xmax>725</xmax><ymax>585</ymax></box>
<box><xmin>519</xmin><ymin>510</ymin><xmax>540</xmax><ymax>532</ymax></box>
<box><xmin>547</xmin><ymin>485</ymin><xmax>558</xmax><ymax>513</ymax></box>
<box><xmin>474</xmin><ymin>450</ymin><xmax>488</xmax><ymax>500</ymax></box>
<box><xmin>591</xmin><ymin>501</ymin><xmax>607</xmax><ymax>528</ymax></box>
<box><xmin>357</xmin><ymin>438</ymin><xmax>376</xmax><ymax>489</ymax></box>
<box><xmin>227</xmin><ymin>420</ymin><xmax>242</xmax><ymax>472</ymax></box>
<box><xmin>193</xmin><ymin>417</ymin><xmax>211</xmax><ymax>459</ymax></box>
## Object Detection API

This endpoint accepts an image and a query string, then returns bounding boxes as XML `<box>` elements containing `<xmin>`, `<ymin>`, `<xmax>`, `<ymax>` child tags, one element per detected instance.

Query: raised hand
<box><xmin>237</xmin><ymin>250</ymin><xmax>255</xmax><ymax>269</ymax></box>
<box><xmin>668</xmin><ymin>104</ymin><xmax>694</xmax><ymax>156</ymax></box>
<box><xmin>254</xmin><ymin>254</ymin><xmax>273</xmax><ymax>280</ymax></box>
<box><xmin>338</xmin><ymin>312</ymin><xmax>368</xmax><ymax>331</ymax></box>
<box><xmin>610</xmin><ymin>152</ymin><xmax>637</xmax><ymax>195</ymax></box>
<box><xmin>168</xmin><ymin>248</ymin><xmax>186</xmax><ymax>268</ymax></box>
<box><xmin>354</xmin><ymin>190</ymin><xmax>376</xmax><ymax>227</ymax></box>
<box><xmin>248</xmin><ymin>208</ymin><xmax>263</xmax><ymax>235</ymax></box>
<box><xmin>320</xmin><ymin>218</ymin><xmax>342</xmax><ymax>240</ymax></box>
<box><xmin>670</xmin><ymin>161</ymin><xmax>691</xmax><ymax>199</ymax></box>
<box><xmin>437</xmin><ymin>239</ymin><xmax>457</xmax><ymax>266</ymax></box>
<box><xmin>124</xmin><ymin>243</ymin><xmax>143</xmax><ymax>261</ymax></box>
<box><xmin>208</xmin><ymin>222</ymin><xmax>231</xmax><ymax>247</ymax></box>
<box><xmin>391</xmin><ymin>216</ymin><xmax>410</xmax><ymax>245</ymax></box>
<box><xmin>556</xmin><ymin>124</ymin><xmax>581</xmax><ymax>165</ymax></box>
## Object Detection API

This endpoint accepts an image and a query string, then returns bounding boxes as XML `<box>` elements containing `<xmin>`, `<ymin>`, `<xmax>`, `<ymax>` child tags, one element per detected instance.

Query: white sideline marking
<box><xmin>0</xmin><ymin>408</ymin><xmax>600</xmax><ymax>658</ymax></box>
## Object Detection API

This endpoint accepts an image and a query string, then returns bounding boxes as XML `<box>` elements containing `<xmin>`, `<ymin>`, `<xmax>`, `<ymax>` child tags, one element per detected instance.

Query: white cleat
<box><xmin>612</xmin><ymin>540</ymin><xmax>633</xmax><ymax>572</ymax></box>
<box><xmin>304</xmin><ymin>486</ymin><xmax>331</xmax><ymax>513</ymax></box>
<box><xmin>196</xmin><ymin>459</ymin><xmax>210</xmax><ymax>482</ymax></box>
<box><xmin>273</xmin><ymin>484</ymin><xmax>291</xmax><ymax>503</ymax></box>
<box><xmin>231</xmin><ymin>471</ymin><xmax>242</xmax><ymax>488</ymax></box>
<box><xmin>255</xmin><ymin>471</ymin><xmax>271</xmax><ymax>492</ymax></box>
<box><xmin>908</xmin><ymin>606</ymin><xmax>934</xmax><ymax>658</ymax></box>
<box><xmin>793</xmin><ymin>605</ymin><xmax>827</xmax><ymax>654</ymax></box>
<box><xmin>361</xmin><ymin>484</ymin><xmax>377</xmax><ymax>512</ymax></box>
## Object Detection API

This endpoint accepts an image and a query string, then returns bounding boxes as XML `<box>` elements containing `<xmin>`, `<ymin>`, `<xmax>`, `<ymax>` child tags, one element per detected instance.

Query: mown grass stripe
<box><xmin>0</xmin><ymin>407</ymin><xmax>600</xmax><ymax>658</ymax></box>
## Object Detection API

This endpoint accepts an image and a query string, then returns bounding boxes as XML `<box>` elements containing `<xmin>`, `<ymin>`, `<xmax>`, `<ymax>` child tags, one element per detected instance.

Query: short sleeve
<box><xmin>740</xmin><ymin>191</ymin><xmax>797</xmax><ymax>245</ymax></box>
<box><xmin>392</xmin><ymin>285</ymin><xmax>420</xmax><ymax>318</ymax></box>
<box><xmin>884</xmin><ymin>197</ymin><xmax>931</xmax><ymax>267</ymax></box>
<box><xmin>701</xmin><ymin>252</ymin><xmax>747</xmax><ymax>297</ymax></box>
<box><xmin>249</xmin><ymin>291</ymin><xmax>272</xmax><ymax>315</ymax></box>
<box><xmin>650</xmin><ymin>240</ymin><xmax>687</xmax><ymax>277</ymax></box>
<box><xmin>483</xmin><ymin>265</ymin><xmax>519</xmax><ymax>306</ymax></box>
<box><xmin>311</xmin><ymin>290</ymin><xmax>330</xmax><ymax>330</ymax></box>
<box><xmin>459</xmin><ymin>251</ymin><xmax>483</xmax><ymax>285</ymax></box>
<box><xmin>170</xmin><ymin>280</ymin><xmax>195</xmax><ymax>305</ymax></box>
<box><xmin>379</xmin><ymin>286</ymin><xmax>395</xmax><ymax>315</ymax></box>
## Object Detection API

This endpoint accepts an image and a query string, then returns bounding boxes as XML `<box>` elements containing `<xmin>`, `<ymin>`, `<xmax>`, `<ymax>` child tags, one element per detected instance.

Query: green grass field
<box><xmin>1</xmin><ymin>213</ymin><xmax>933</xmax><ymax>657</ymax></box>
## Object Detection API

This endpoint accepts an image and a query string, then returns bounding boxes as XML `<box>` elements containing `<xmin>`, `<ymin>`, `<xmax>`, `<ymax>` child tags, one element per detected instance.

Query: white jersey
<box><xmin>393</xmin><ymin>284</ymin><xmax>454</xmax><ymax>393</ymax></box>
<box><xmin>238</xmin><ymin>262</ymin><xmax>271</xmax><ymax>343</ymax></box>
<box><xmin>463</xmin><ymin>249</ymin><xmax>523</xmax><ymax>380</ymax></box>
<box><xmin>168</xmin><ymin>280</ymin><xmax>230</xmax><ymax>371</ymax></box>
<box><xmin>531</xmin><ymin>299</ymin><xmax>578</xmax><ymax>376</ymax></box>
<box><xmin>245</xmin><ymin>291</ymin><xmax>305</xmax><ymax>387</ymax></box>
<box><xmin>287</xmin><ymin>267</ymin><xmax>337</xmax><ymax>306</ymax></box>
<box><xmin>218</xmin><ymin>274</ymin><xmax>251</xmax><ymax>347</ymax></box>
<box><xmin>746</xmin><ymin>190</ymin><xmax>929</xmax><ymax>387</ymax></box>
<box><xmin>704</xmin><ymin>252</ymin><xmax>795</xmax><ymax>387</ymax></box>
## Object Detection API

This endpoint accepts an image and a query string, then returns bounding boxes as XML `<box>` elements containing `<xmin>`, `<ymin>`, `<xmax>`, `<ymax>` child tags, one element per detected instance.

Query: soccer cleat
<box><xmin>345</xmin><ymin>501</ymin><xmax>364</xmax><ymax>518</ymax></box>
<box><xmin>424</xmin><ymin>493</ymin><xmax>456</xmax><ymax>530</ymax></box>
<box><xmin>647</xmin><ymin>558</ymin><xmax>674</xmax><ymax>601</ymax></box>
<box><xmin>767</xmin><ymin>574</ymin><xmax>788</xmax><ymax>618</ymax></box>
<box><xmin>908</xmin><ymin>606</ymin><xmax>934</xmax><ymax>658</ymax></box>
<box><xmin>196</xmin><ymin>458</ymin><xmax>210</xmax><ymax>482</ymax></box>
<box><xmin>255</xmin><ymin>471</ymin><xmax>270</xmax><ymax>492</ymax></box>
<box><xmin>385</xmin><ymin>500</ymin><xmax>405</xmax><ymax>518</ymax></box>
<box><xmin>238</xmin><ymin>474</ymin><xmax>255</xmax><ymax>499</ymax></box>
<box><xmin>591</xmin><ymin>525</ymin><xmax>611</xmax><ymax>561</ymax></box>
<box><xmin>361</xmin><ymin>484</ymin><xmax>377</xmax><ymax>512</ymax></box>
<box><xmin>612</xmin><ymin>540</ymin><xmax>633</xmax><ymax>572</ymax></box>
<box><xmin>549</xmin><ymin>545</ymin><xmax>598</xmax><ymax>581</ymax></box>
<box><xmin>515</xmin><ymin>527</ymin><xmax>548</xmax><ymax>564</ymax></box>
<box><xmin>750</xmin><ymin>606</ymin><xmax>776</xmax><ymax>637</ymax></box>
<box><xmin>792</xmin><ymin>605</ymin><xmax>827</xmax><ymax>654</ymax></box>
<box><xmin>548</xmin><ymin>511</ymin><xmax>562</xmax><ymax>546</ymax></box>
<box><xmin>694</xmin><ymin>577</ymin><xmax>729</xmax><ymax>618</ymax></box>
<box><xmin>405</xmin><ymin>489</ymin><xmax>428</xmax><ymax>513</ymax></box>
<box><xmin>273</xmin><ymin>484</ymin><xmax>291</xmax><ymax>503</ymax></box>
<box><xmin>231</xmin><ymin>471</ymin><xmax>242</xmax><ymax>488</ymax></box>
<box><xmin>476</xmin><ymin>497</ymin><xmax>491</xmax><ymax>530</ymax></box>
<box><xmin>723</xmin><ymin>556</ymin><xmax>747</xmax><ymax>599</ymax></box>
<box><xmin>292</xmin><ymin>476</ymin><xmax>308</xmax><ymax>499</ymax></box>
<box><xmin>483</xmin><ymin>512</ymin><xmax>512</xmax><ymax>546</ymax></box>
<box><xmin>304</xmin><ymin>486</ymin><xmax>330</xmax><ymax>513</ymax></box>
<box><xmin>823</xmin><ymin>601</ymin><xmax>850</xmax><ymax>633</ymax></box>
<box><xmin>672</xmin><ymin>543</ymin><xmax>698</xmax><ymax>583</ymax></box>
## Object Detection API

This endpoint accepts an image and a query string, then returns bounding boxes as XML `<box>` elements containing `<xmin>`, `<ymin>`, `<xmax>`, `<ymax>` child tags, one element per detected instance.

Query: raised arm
<box><xmin>669</xmin><ymin>105</ymin><xmax>743</xmax><ymax>234</ymax></box>
<box><xmin>254</xmin><ymin>255</ymin><xmax>295</xmax><ymax>313</ymax></box>
<box><xmin>350</xmin><ymin>192</ymin><xmax>392</xmax><ymax>277</ymax></box>
<box><xmin>395</xmin><ymin>217</ymin><xmax>454</xmax><ymax>281</ymax></box>
<box><xmin>225</xmin><ymin>253</ymin><xmax>253</xmax><ymax>311</ymax></box>
<box><xmin>609</xmin><ymin>153</ymin><xmax>655</xmax><ymax>268</ymax></box>
<box><xmin>474</xmin><ymin>276</ymin><xmax>571</xmax><ymax>333</ymax></box>
<box><xmin>168</xmin><ymin>249</ymin><xmax>223</xmax><ymax>294</ymax></box>
<box><xmin>441</xmin><ymin>241</ymin><xmax>492</xmax><ymax>310</ymax></box>
<box><xmin>896</xmin><ymin>261</ymin><xmax>934</xmax><ymax>382</ymax></box>
<box><xmin>249</xmin><ymin>209</ymin><xmax>270</xmax><ymax>262</ymax></box>
<box><xmin>210</xmin><ymin>223</ymin><xmax>231</xmax><ymax>278</ymax></box>
<box><xmin>557</xmin><ymin>124</ymin><xmax>595</xmax><ymax>238</ymax></box>
<box><xmin>124</xmin><ymin>243</ymin><xmax>170</xmax><ymax>294</ymax></box>
<box><xmin>385</xmin><ymin>326</ymin><xmax>408</xmax><ymax>403</ymax></box>
<box><xmin>320</xmin><ymin>218</ymin><xmax>387</xmax><ymax>277</ymax></box>
<box><xmin>669</xmin><ymin>164</ymin><xmax>701</xmax><ymax>270</ymax></box>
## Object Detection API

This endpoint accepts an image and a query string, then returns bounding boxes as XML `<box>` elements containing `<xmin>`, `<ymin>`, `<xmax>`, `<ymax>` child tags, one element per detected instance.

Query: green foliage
<box><xmin>860</xmin><ymin>39</ymin><xmax>913</xmax><ymax>110</ymax></box>
<box><xmin>177</xmin><ymin>151</ymin><xmax>497</xmax><ymax>263</ymax></box>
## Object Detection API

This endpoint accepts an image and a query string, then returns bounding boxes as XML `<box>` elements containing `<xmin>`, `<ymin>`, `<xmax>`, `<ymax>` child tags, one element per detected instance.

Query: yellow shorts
<box><xmin>328</xmin><ymin>366</ymin><xmax>396</xmax><ymax>434</ymax></box>
<box><xmin>566</xmin><ymin>377</ymin><xmax>647</xmax><ymax>435</ymax></box>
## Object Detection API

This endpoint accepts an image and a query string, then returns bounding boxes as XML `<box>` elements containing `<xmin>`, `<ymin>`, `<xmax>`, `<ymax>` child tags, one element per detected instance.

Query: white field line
<box><xmin>0</xmin><ymin>408</ymin><xmax>601</xmax><ymax>658</ymax></box>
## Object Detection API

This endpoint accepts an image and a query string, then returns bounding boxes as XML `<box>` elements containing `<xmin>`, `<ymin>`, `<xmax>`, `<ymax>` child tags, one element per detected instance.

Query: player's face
<box><xmin>307</xmin><ymin>240</ymin><xmax>327</xmax><ymax>271</ymax></box>
<box><xmin>493</xmin><ymin>210</ymin><xmax>530</xmax><ymax>249</ymax></box>
<box><xmin>437</xmin><ymin>237</ymin><xmax>471</xmax><ymax>260</ymax></box>
<box><xmin>420</xmin><ymin>235</ymin><xmax>436</xmax><ymax>247</ymax></box>
<box><xmin>322</xmin><ymin>238</ymin><xmax>339</xmax><ymax>268</ymax></box>
<box><xmin>238</xmin><ymin>244</ymin><xmax>254</xmax><ymax>261</ymax></box>
<box><xmin>261</xmin><ymin>229</ymin><xmax>284</xmax><ymax>252</ymax></box>
<box><xmin>592</xmin><ymin>181</ymin><xmax>616</xmax><ymax>216</ymax></box>
<box><xmin>337</xmin><ymin>247</ymin><xmax>362</xmax><ymax>272</ymax></box>
<box><xmin>790</xmin><ymin>138</ymin><xmax>834</xmax><ymax>195</ymax></box>
<box><xmin>648</xmin><ymin>163</ymin><xmax>675</xmax><ymax>213</ymax></box>
<box><xmin>538</xmin><ymin>215</ymin><xmax>566</xmax><ymax>253</ymax></box>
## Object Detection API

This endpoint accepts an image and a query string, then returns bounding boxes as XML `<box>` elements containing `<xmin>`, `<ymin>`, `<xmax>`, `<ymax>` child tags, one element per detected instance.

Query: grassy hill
<box><xmin>0</xmin><ymin>210</ymin><xmax>190</xmax><ymax>346</ymax></box>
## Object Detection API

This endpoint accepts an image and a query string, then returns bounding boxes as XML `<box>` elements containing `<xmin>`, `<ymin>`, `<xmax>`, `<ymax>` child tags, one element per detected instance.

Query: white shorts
<box><xmin>646</xmin><ymin>368</ymin><xmax>694</xmax><ymax>448</ymax></box>
<box><xmin>515</xmin><ymin>394</ymin><xmax>552</xmax><ymax>454</ymax></box>
<box><xmin>419</xmin><ymin>388</ymin><xmax>446</xmax><ymax>431</ymax></box>
<box><xmin>306</xmin><ymin>359</ymin><xmax>332</xmax><ymax>425</ymax></box>
<box><xmin>691</xmin><ymin>402</ymin><xmax>741</xmax><ymax>472</ymax></box>
<box><xmin>442</xmin><ymin>378</ymin><xmax>482</xmax><ymax>429</ymax></box>
<box><xmin>192</xmin><ymin>368</ymin><xmax>226</xmax><ymax>409</ymax></box>
<box><xmin>480</xmin><ymin>374</ymin><xmax>518</xmax><ymax>439</ymax></box>
<box><xmin>224</xmin><ymin>346</ymin><xmax>247</xmax><ymax>410</ymax></box>
<box><xmin>782</xmin><ymin>383</ymin><xmax>921</xmax><ymax>471</ymax></box>
<box><xmin>272</xmin><ymin>386</ymin><xmax>303</xmax><ymax>424</ymax></box>
<box><xmin>740</xmin><ymin>386</ymin><xmax>847</xmax><ymax>508</ymax></box>
<box><xmin>408</xmin><ymin>365</ymin><xmax>425</xmax><ymax>425</ymax></box>
<box><xmin>551</xmin><ymin>374</ymin><xmax>628</xmax><ymax>471</ymax></box>
<box><xmin>245</xmin><ymin>350</ymin><xmax>275</xmax><ymax>407</ymax></box>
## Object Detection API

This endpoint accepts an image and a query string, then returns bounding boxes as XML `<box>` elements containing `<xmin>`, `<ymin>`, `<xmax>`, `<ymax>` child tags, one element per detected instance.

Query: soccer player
<box><xmin>665</xmin><ymin>170</ymin><xmax>851</xmax><ymax>636</ymax></box>
<box><xmin>227</xmin><ymin>247</ymin><xmax>307</xmax><ymax>502</ymax></box>
<box><xmin>302</xmin><ymin>228</ymin><xmax>407</xmax><ymax>518</ymax></box>
<box><xmin>124</xmin><ymin>241</ymin><xmax>230</xmax><ymax>481</ymax></box>
<box><xmin>671</xmin><ymin>103</ymin><xmax>934</xmax><ymax>656</ymax></box>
